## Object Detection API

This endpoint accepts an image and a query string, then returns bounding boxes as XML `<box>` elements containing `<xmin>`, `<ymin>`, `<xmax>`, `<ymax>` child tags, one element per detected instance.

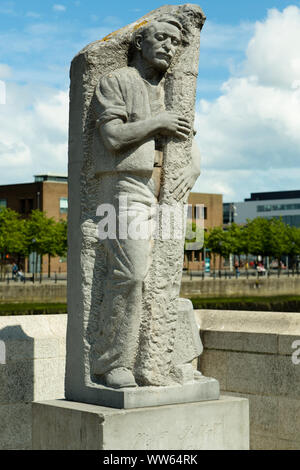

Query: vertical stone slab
<box><xmin>66</xmin><ymin>4</ymin><xmax>207</xmax><ymax>404</ymax></box>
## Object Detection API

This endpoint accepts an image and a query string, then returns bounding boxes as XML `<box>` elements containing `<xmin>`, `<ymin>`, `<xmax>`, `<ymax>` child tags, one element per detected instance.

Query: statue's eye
<box><xmin>156</xmin><ymin>34</ymin><xmax>165</xmax><ymax>41</ymax></box>
<box><xmin>172</xmin><ymin>39</ymin><xmax>179</xmax><ymax>46</ymax></box>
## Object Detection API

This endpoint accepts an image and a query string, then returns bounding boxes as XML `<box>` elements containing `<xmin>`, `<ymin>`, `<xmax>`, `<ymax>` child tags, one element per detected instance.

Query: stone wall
<box><xmin>181</xmin><ymin>276</ymin><xmax>300</xmax><ymax>298</ymax></box>
<box><xmin>1</xmin><ymin>311</ymin><xmax>300</xmax><ymax>449</ymax></box>
<box><xmin>197</xmin><ymin>309</ymin><xmax>300</xmax><ymax>450</ymax></box>
<box><xmin>0</xmin><ymin>283</ymin><xmax>67</xmax><ymax>303</ymax></box>
<box><xmin>1</xmin><ymin>276</ymin><xmax>300</xmax><ymax>305</ymax></box>
<box><xmin>0</xmin><ymin>315</ymin><xmax>67</xmax><ymax>449</ymax></box>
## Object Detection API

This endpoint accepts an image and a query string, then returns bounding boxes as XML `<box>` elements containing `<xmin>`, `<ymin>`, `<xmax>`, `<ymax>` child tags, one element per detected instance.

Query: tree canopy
<box><xmin>204</xmin><ymin>217</ymin><xmax>300</xmax><ymax>264</ymax></box>
<box><xmin>0</xmin><ymin>209</ymin><xmax>67</xmax><ymax>275</ymax></box>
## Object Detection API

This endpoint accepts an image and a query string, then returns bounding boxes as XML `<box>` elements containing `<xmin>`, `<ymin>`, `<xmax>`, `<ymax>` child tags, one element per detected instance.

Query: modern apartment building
<box><xmin>224</xmin><ymin>190</ymin><xmax>300</xmax><ymax>227</ymax></box>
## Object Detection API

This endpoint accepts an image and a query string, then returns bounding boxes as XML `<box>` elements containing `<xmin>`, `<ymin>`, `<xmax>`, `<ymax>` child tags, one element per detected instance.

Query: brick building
<box><xmin>184</xmin><ymin>192</ymin><xmax>223</xmax><ymax>271</ymax></box>
<box><xmin>0</xmin><ymin>174</ymin><xmax>68</xmax><ymax>275</ymax></box>
<box><xmin>0</xmin><ymin>176</ymin><xmax>223</xmax><ymax>275</ymax></box>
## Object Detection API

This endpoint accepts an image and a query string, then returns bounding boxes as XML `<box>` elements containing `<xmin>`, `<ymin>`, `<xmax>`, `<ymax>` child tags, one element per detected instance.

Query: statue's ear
<box><xmin>134</xmin><ymin>33</ymin><xmax>143</xmax><ymax>51</ymax></box>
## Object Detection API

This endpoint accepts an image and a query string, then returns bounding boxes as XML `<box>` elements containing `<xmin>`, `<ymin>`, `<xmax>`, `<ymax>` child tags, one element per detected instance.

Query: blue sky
<box><xmin>0</xmin><ymin>0</ymin><xmax>294</xmax><ymax>92</ymax></box>
<box><xmin>0</xmin><ymin>1</ymin><xmax>300</xmax><ymax>201</ymax></box>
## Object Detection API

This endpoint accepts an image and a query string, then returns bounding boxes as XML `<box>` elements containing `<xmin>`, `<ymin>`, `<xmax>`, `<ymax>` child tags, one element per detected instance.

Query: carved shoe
<box><xmin>193</xmin><ymin>370</ymin><xmax>203</xmax><ymax>381</ymax></box>
<box><xmin>105</xmin><ymin>367</ymin><xmax>137</xmax><ymax>389</ymax></box>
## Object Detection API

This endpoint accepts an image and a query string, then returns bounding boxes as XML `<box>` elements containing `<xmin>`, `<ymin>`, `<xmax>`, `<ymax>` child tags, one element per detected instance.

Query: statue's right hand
<box><xmin>156</xmin><ymin>111</ymin><xmax>191</xmax><ymax>140</ymax></box>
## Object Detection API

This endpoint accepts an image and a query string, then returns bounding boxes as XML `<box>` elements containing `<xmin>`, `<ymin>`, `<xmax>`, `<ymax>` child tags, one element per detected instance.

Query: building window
<box><xmin>28</xmin><ymin>199</ymin><xmax>34</xmax><ymax>213</ymax></box>
<box><xmin>60</xmin><ymin>197</ymin><xmax>68</xmax><ymax>214</ymax></box>
<box><xmin>265</xmin><ymin>214</ymin><xmax>300</xmax><ymax>228</ymax></box>
<box><xmin>20</xmin><ymin>199</ymin><xmax>34</xmax><ymax>215</ymax></box>
<box><xmin>20</xmin><ymin>199</ymin><xmax>26</xmax><ymax>214</ymax></box>
<box><xmin>257</xmin><ymin>203</ymin><xmax>300</xmax><ymax>213</ymax></box>
<box><xmin>192</xmin><ymin>205</ymin><xmax>207</xmax><ymax>220</ymax></box>
<box><xmin>0</xmin><ymin>199</ymin><xmax>7</xmax><ymax>209</ymax></box>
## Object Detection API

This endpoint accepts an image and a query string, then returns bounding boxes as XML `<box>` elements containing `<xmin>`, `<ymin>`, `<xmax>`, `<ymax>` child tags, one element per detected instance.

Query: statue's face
<box><xmin>139</xmin><ymin>22</ymin><xmax>182</xmax><ymax>72</ymax></box>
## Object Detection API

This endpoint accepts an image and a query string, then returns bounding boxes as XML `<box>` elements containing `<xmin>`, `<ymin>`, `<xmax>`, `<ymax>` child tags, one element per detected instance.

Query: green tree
<box><xmin>25</xmin><ymin>210</ymin><xmax>67</xmax><ymax>278</ymax></box>
<box><xmin>227</xmin><ymin>223</ymin><xmax>244</xmax><ymax>262</ymax></box>
<box><xmin>51</xmin><ymin>219</ymin><xmax>68</xmax><ymax>276</ymax></box>
<box><xmin>0</xmin><ymin>208</ymin><xmax>27</xmax><ymax>254</ymax></box>
<box><xmin>288</xmin><ymin>226</ymin><xmax>300</xmax><ymax>270</ymax></box>
<box><xmin>0</xmin><ymin>208</ymin><xmax>27</xmax><ymax>278</ymax></box>
<box><xmin>246</xmin><ymin>217</ymin><xmax>271</xmax><ymax>260</ymax></box>
<box><xmin>206</xmin><ymin>226</ymin><xmax>232</xmax><ymax>273</ymax></box>
<box><xmin>268</xmin><ymin>217</ymin><xmax>291</xmax><ymax>273</ymax></box>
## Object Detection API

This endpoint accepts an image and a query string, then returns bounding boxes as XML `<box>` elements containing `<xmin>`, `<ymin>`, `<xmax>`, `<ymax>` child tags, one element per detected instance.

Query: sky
<box><xmin>0</xmin><ymin>0</ymin><xmax>300</xmax><ymax>202</ymax></box>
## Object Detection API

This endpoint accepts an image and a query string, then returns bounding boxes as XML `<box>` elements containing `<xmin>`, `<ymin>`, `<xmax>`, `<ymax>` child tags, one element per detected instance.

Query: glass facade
<box><xmin>257</xmin><ymin>203</ymin><xmax>300</xmax><ymax>212</ymax></box>
<box><xmin>35</xmin><ymin>175</ymin><xmax>67</xmax><ymax>183</ymax></box>
<box><xmin>264</xmin><ymin>215</ymin><xmax>300</xmax><ymax>227</ymax></box>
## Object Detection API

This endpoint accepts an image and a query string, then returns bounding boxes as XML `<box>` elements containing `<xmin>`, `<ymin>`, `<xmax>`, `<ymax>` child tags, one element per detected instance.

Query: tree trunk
<box><xmin>48</xmin><ymin>254</ymin><xmax>51</xmax><ymax>279</ymax></box>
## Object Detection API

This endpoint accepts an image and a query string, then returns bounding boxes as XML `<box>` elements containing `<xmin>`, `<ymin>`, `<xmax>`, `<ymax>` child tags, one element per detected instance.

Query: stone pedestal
<box><xmin>32</xmin><ymin>396</ymin><xmax>249</xmax><ymax>450</ymax></box>
<box><xmin>65</xmin><ymin>376</ymin><xmax>220</xmax><ymax>409</ymax></box>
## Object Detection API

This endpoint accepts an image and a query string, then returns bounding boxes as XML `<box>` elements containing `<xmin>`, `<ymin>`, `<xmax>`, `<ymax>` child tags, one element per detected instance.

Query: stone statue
<box><xmin>66</xmin><ymin>4</ymin><xmax>219</xmax><ymax>407</ymax></box>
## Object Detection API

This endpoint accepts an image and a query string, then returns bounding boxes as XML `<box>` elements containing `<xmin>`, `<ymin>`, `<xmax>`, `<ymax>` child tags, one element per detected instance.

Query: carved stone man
<box><xmin>91</xmin><ymin>15</ymin><xmax>201</xmax><ymax>389</ymax></box>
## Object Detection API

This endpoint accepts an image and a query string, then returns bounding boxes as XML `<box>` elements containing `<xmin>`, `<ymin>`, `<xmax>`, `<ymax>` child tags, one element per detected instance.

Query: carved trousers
<box><xmin>92</xmin><ymin>173</ymin><xmax>157</xmax><ymax>376</ymax></box>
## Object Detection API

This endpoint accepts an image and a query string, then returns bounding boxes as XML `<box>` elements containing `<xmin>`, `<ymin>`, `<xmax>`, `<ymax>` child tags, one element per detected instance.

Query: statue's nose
<box><xmin>162</xmin><ymin>37</ymin><xmax>172</xmax><ymax>50</ymax></box>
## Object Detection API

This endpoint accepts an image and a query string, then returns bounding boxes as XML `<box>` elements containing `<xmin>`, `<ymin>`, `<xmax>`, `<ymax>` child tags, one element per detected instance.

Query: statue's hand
<box><xmin>170</xmin><ymin>161</ymin><xmax>200</xmax><ymax>201</ymax></box>
<box><xmin>156</xmin><ymin>111</ymin><xmax>191</xmax><ymax>140</ymax></box>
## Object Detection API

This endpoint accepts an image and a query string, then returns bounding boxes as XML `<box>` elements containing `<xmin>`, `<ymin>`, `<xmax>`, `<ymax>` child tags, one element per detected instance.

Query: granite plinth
<box><xmin>32</xmin><ymin>395</ymin><xmax>249</xmax><ymax>450</ymax></box>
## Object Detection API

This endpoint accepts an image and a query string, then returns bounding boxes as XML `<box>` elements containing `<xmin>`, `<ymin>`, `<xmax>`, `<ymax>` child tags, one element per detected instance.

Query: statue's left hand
<box><xmin>170</xmin><ymin>161</ymin><xmax>200</xmax><ymax>201</ymax></box>
<box><xmin>170</xmin><ymin>137</ymin><xmax>201</xmax><ymax>201</ymax></box>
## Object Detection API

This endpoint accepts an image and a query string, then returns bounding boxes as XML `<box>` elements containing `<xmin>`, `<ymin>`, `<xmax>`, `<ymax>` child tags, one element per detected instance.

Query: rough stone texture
<box><xmin>66</xmin><ymin>4</ymin><xmax>211</xmax><ymax>403</ymax></box>
<box><xmin>197</xmin><ymin>309</ymin><xmax>300</xmax><ymax>450</ymax></box>
<box><xmin>32</xmin><ymin>396</ymin><xmax>249</xmax><ymax>450</ymax></box>
<box><xmin>0</xmin><ymin>403</ymin><xmax>32</xmax><ymax>450</ymax></box>
<box><xmin>0</xmin><ymin>314</ymin><xmax>67</xmax><ymax>450</ymax></box>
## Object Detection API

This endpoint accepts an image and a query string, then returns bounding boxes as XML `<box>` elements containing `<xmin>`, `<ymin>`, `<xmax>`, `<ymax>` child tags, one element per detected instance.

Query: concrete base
<box><xmin>66</xmin><ymin>376</ymin><xmax>220</xmax><ymax>409</ymax></box>
<box><xmin>32</xmin><ymin>396</ymin><xmax>249</xmax><ymax>450</ymax></box>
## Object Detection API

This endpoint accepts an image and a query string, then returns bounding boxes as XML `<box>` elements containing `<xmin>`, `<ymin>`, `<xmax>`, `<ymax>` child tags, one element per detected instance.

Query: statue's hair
<box><xmin>128</xmin><ymin>13</ymin><xmax>190</xmax><ymax>63</ymax></box>
<box><xmin>138</xmin><ymin>15</ymin><xmax>183</xmax><ymax>38</ymax></box>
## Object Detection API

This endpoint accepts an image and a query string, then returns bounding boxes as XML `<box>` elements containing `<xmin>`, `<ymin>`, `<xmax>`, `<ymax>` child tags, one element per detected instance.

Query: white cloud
<box><xmin>245</xmin><ymin>6</ymin><xmax>300</xmax><ymax>89</ymax></box>
<box><xmin>26</xmin><ymin>11</ymin><xmax>42</xmax><ymax>19</ymax></box>
<box><xmin>201</xmin><ymin>21</ymin><xmax>254</xmax><ymax>52</ymax></box>
<box><xmin>196</xmin><ymin>6</ymin><xmax>300</xmax><ymax>202</ymax></box>
<box><xmin>82</xmin><ymin>27</ymin><xmax>113</xmax><ymax>43</ymax></box>
<box><xmin>0</xmin><ymin>1</ymin><xmax>15</xmax><ymax>15</ymax></box>
<box><xmin>25</xmin><ymin>23</ymin><xmax>59</xmax><ymax>35</ymax></box>
<box><xmin>53</xmin><ymin>4</ymin><xmax>66</xmax><ymax>12</ymax></box>
<box><xmin>0</xmin><ymin>82</ymin><xmax>68</xmax><ymax>183</ymax></box>
<box><xmin>103</xmin><ymin>16</ymin><xmax>122</xmax><ymax>26</ymax></box>
<box><xmin>0</xmin><ymin>64</ymin><xmax>12</xmax><ymax>79</ymax></box>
